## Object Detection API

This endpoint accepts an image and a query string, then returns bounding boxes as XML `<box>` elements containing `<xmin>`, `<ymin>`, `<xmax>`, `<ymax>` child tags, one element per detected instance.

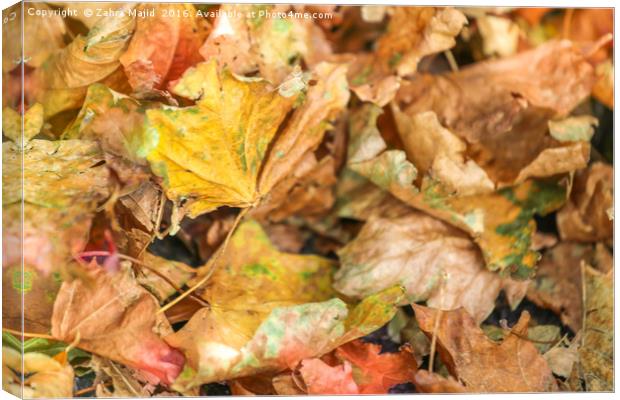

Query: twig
<box><xmin>157</xmin><ymin>207</ymin><xmax>251</xmax><ymax>314</ymax></box>
<box><xmin>444</xmin><ymin>50</ymin><xmax>459</xmax><ymax>73</ymax></box>
<box><xmin>2</xmin><ymin>328</ymin><xmax>55</xmax><ymax>340</ymax></box>
<box><xmin>428</xmin><ymin>309</ymin><xmax>443</xmax><ymax>372</ymax></box>
<box><xmin>562</xmin><ymin>9</ymin><xmax>575</xmax><ymax>39</ymax></box>
<box><xmin>75</xmin><ymin>386</ymin><xmax>96</xmax><ymax>396</ymax></box>
<box><xmin>428</xmin><ymin>271</ymin><xmax>448</xmax><ymax>372</ymax></box>
<box><xmin>580</xmin><ymin>260</ymin><xmax>587</xmax><ymax>347</ymax></box>
<box><xmin>117</xmin><ymin>253</ymin><xmax>209</xmax><ymax>307</ymax></box>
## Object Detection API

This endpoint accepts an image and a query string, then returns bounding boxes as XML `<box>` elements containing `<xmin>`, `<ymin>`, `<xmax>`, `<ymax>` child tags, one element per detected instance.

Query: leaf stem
<box><xmin>157</xmin><ymin>207</ymin><xmax>251</xmax><ymax>314</ymax></box>
<box><xmin>117</xmin><ymin>253</ymin><xmax>209</xmax><ymax>307</ymax></box>
<box><xmin>2</xmin><ymin>328</ymin><xmax>56</xmax><ymax>340</ymax></box>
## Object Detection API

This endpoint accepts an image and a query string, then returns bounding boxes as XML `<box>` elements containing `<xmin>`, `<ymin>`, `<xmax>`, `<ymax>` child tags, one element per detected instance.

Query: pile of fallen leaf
<box><xmin>1</xmin><ymin>4</ymin><xmax>614</xmax><ymax>396</ymax></box>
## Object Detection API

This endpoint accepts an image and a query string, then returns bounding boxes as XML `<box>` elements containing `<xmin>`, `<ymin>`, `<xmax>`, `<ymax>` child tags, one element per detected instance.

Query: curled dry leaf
<box><xmin>251</xmin><ymin>62</ymin><xmax>350</xmax><ymax>221</ymax></box>
<box><xmin>557</xmin><ymin>162</ymin><xmax>613</xmax><ymax>243</ymax></box>
<box><xmin>120</xmin><ymin>4</ymin><xmax>209</xmax><ymax>92</ymax></box>
<box><xmin>2</xmin><ymin>346</ymin><xmax>74</xmax><ymax>398</ymax></box>
<box><xmin>413</xmin><ymin>305</ymin><xmax>558</xmax><ymax>392</ymax></box>
<box><xmin>393</xmin><ymin>40</ymin><xmax>596</xmax><ymax>191</ymax></box>
<box><xmin>51</xmin><ymin>262</ymin><xmax>185</xmax><ymax>385</ymax></box>
<box><xmin>35</xmin><ymin>5</ymin><xmax>136</xmax><ymax>117</ymax></box>
<box><xmin>335</xmin><ymin>211</ymin><xmax>528</xmax><ymax>323</ymax></box>
<box><xmin>347</xmin><ymin>104</ymin><xmax>567</xmax><ymax>278</ymax></box>
<box><xmin>348</xmin><ymin>7</ymin><xmax>467</xmax><ymax>106</ymax></box>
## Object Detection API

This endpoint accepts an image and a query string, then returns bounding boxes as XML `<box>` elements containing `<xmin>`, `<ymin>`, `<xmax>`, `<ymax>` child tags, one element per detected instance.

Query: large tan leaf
<box><xmin>335</xmin><ymin>211</ymin><xmax>528</xmax><ymax>323</ymax></box>
<box><xmin>51</xmin><ymin>262</ymin><xmax>185</xmax><ymax>385</ymax></box>
<box><xmin>413</xmin><ymin>305</ymin><xmax>558</xmax><ymax>392</ymax></box>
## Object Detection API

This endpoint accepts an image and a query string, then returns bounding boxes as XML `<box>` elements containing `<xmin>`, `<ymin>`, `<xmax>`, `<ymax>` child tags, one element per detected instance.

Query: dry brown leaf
<box><xmin>35</xmin><ymin>5</ymin><xmax>136</xmax><ymax>117</ymax></box>
<box><xmin>413</xmin><ymin>370</ymin><xmax>467</xmax><ymax>393</ymax></box>
<box><xmin>557</xmin><ymin>162</ymin><xmax>613</xmax><ymax>242</ymax></box>
<box><xmin>393</xmin><ymin>40</ymin><xmax>596</xmax><ymax>190</ymax></box>
<box><xmin>335</xmin><ymin>211</ymin><xmax>528</xmax><ymax>323</ymax></box>
<box><xmin>526</xmin><ymin>242</ymin><xmax>586</xmax><ymax>332</ymax></box>
<box><xmin>413</xmin><ymin>305</ymin><xmax>558</xmax><ymax>392</ymax></box>
<box><xmin>51</xmin><ymin>262</ymin><xmax>185</xmax><ymax>385</ymax></box>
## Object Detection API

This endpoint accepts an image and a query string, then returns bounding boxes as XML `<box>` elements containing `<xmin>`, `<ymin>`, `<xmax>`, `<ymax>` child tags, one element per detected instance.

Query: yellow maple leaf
<box><xmin>142</xmin><ymin>60</ymin><xmax>297</xmax><ymax>217</ymax></box>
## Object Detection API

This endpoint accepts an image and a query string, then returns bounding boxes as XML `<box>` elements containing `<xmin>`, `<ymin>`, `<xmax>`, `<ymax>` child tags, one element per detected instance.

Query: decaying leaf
<box><xmin>413</xmin><ymin>305</ymin><xmax>558</xmax><ymax>392</ymax></box>
<box><xmin>165</xmin><ymin>220</ymin><xmax>404</xmax><ymax>389</ymax></box>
